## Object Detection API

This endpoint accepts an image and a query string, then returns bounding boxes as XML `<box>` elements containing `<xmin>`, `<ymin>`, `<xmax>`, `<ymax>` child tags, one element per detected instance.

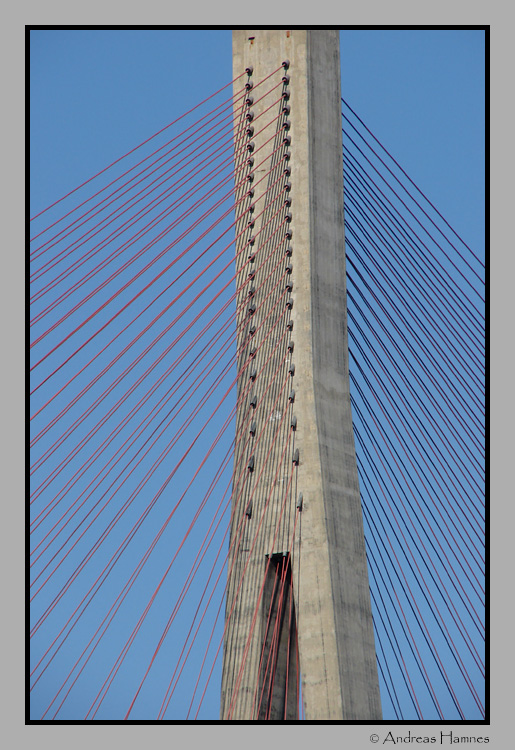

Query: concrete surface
<box><xmin>221</xmin><ymin>29</ymin><xmax>382</xmax><ymax>721</ymax></box>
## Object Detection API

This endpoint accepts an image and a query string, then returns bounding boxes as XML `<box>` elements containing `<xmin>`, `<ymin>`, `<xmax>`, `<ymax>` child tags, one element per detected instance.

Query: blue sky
<box><xmin>30</xmin><ymin>29</ymin><xmax>485</xmax><ymax>245</ymax></box>
<box><xmin>29</xmin><ymin>28</ymin><xmax>485</xmax><ymax>722</ymax></box>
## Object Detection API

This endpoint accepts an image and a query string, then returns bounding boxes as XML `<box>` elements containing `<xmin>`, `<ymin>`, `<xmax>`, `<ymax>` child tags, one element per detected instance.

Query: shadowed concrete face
<box><xmin>221</xmin><ymin>29</ymin><xmax>382</xmax><ymax>721</ymax></box>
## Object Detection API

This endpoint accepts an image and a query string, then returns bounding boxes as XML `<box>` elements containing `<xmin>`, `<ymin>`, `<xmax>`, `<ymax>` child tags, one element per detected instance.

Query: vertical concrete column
<box><xmin>222</xmin><ymin>29</ymin><xmax>382</xmax><ymax>721</ymax></box>
<box><xmin>220</xmin><ymin>32</ymin><xmax>297</xmax><ymax>721</ymax></box>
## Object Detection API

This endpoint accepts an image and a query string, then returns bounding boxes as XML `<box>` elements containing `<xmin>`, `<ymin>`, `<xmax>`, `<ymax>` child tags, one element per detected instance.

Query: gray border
<box><xmin>15</xmin><ymin>3</ymin><xmax>503</xmax><ymax>745</ymax></box>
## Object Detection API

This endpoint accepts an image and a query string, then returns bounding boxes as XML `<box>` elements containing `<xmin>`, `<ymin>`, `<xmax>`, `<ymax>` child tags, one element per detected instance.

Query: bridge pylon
<box><xmin>220</xmin><ymin>29</ymin><xmax>382</xmax><ymax>721</ymax></box>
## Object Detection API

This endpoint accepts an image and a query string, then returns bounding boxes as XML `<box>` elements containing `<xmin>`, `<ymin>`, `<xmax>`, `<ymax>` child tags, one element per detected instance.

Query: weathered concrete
<box><xmin>221</xmin><ymin>29</ymin><xmax>382</xmax><ymax>721</ymax></box>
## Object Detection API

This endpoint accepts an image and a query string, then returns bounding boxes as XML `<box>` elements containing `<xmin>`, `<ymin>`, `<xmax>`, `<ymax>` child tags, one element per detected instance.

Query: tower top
<box><xmin>222</xmin><ymin>29</ymin><xmax>381</xmax><ymax>720</ymax></box>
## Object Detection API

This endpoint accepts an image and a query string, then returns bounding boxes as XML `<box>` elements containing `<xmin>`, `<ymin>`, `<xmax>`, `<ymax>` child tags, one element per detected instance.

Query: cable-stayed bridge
<box><xmin>29</xmin><ymin>29</ymin><xmax>486</xmax><ymax>722</ymax></box>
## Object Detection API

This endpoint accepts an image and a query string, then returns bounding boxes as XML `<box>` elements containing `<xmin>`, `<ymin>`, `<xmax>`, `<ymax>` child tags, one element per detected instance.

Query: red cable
<box><xmin>30</xmin><ymin>91</ymin><xmax>245</xmax><ymax>261</ymax></box>
<box><xmin>31</xmin><ymin>258</ymin><xmax>290</xmax><ymax>700</ymax></box>
<box><xmin>30</xmin><ymin>132</ymin><xmax>288</xmax><ymax>413</ymax></box>
<box><xmin>121</xmin><ymin>427</ymin><xmax>253</xmax><ymax>719</ymax></box>
<box><xmin>33</xmin><ymin>385</ymin><xmax>244</xmax><ymax>695</ymax></box>
<box><xmin>31</xmin><ymin>186</ymin><xmax>287</xmax><ymax>451</ymax></box>
<box><xmin>255</xmin><ymin>561</ymin><xmax>282</xmax><ymax>717</ymax></box>
<box><xmin>38</xmin><ymin>389</ymin><xmax>245</xmax><ymax>715</ymax></box>
<box><xmin>31</xmin><ymin>282</ymin><xmax>291</xmax><ymax>643</ymax></box>
<box><xmin>30</xmin><ymin>242</ymin><xmax>287</xmax><ymax>550</ymax></box>
<box><xmin>156</xmin><ymin>322</ymin><xmax>294</xmax><ymax>716</ymax></box>
<box><xmin>31</xmin><ymin>79</ymin><xmax>282</xmax><ymax>270</ymax></box>
<box><xmin>30</xmin><ymin>72</ymin><xmax>248</xmax><ymax>224</ymax></box>
<box><xmin>30</xmin><ymin>123</ymin><xmax>239</xmax><ymax>296</ymax></box>
<box><xmin>175</xmin><ymin>301</ymin><xmax>295</xmax><ymax>718</ymax></box>
<box><xmin>30</xmin><ymin>289</ymin><xmax>239</xmax><ymax>520</ymax></box>
<box><xmin>31</xmin><ymin>91</ymin><xmax>290</xmax><ymax>692</ymax></box>
<box><xmin>30</xmin><ymin>94</ymin><xmax>282</xmax><ymax>342</ymax></box>
<box><xmin>30</xmin><ymin>193</ymin><xmax>289</xmax><ymax>481</ymax></box>
<box><xmin>190</xmin><ymin>411</ymin><xmax>295</xmax><ymax>719</ymax></box>
<box><xmin>31</xmin><ymin>243</ymin><xmax>286</xmax><ymax>560</ymax></box>
<box><xmin>29</xmin><ymin>112</ymin><xmax>282</xmax><ymax>361</ymax></box>
<box><xmin>31</xmin><ymin>279</ymin><xmax>290</xmax><ymax>608</ymax></box>
<box><xmin>30</xmin><ymin>221</ymin><xmax>286</xmax><ymax>523</ymax></box>
<box><xmin>54</xmin><ymin>310</ymin><xmax>292</xmax><ymax>718</ymax></box>
<box><xmin>30</xmin><ymin>280</ymin><xmax>246</xmax><ymax>538</ymax></box>
<box><xmin>31</xmin><ymin>230</ymin><xmax>290</xmax><ymax>558</ymax></box>
<box><xmin>29</xmin><ymin>98</ymin><xmax>256</xmax><ymax>323</ymax></box>
<box><xmin>51</xmin><ymin>451</ymin><xmax>237</xmax><ymax>720</ymax></box>
<box><xmin>30</xmin><ymin>62</ymin><xmax>283</xmax><ymax>232</ymax></box>
<box><xmin>159</xmin><ymin>348</ymin><xmax>293</xmax><ymax>718</ymax></box>
<box><xmin>220</xmin><ymin>461</ymin><xmax>298</xmax><ymax>719</ymax></box>
<box><xmin>31</xmin><ymin>88</ymin><xmax>286</xmax><ymax>432</ymax></box>
<box><xmin>31</xmin><ymin>344</ymin><xmax>245</xmax><ymax>652</ymax></box>
<box><xmin>155</xmin><ymin>435</ymin><xmax>256</xmax><ymax>719</ymax></box>
<box><xmin>30</xmin><ymin>302</ymin><xmax>241</xmax><ymax>569</ymax></box>
<box><xmin>265</xmin><ymin>561</ymin><xmax>290</xmax><ymax>718</ymax></box>
<box><xmin>32</xmin><ymin>67</ymin><xmax>292</xmax><ymax>720</ymax></box>
<box><xmin>29</xmin><ymin>201</ymin><xmax>288</xmax><ymax>491</ymax></box>
<box><xmin>43</xmin><ymin>450</ymin><xmax>235</xmax><ymax>718</ymax></box>
<box><xmin>187</xmin><ymin>408</ymin><xmax>295</xmax><ymax>720</ymax></box>
<box><xmin>283</xmin><ymin>565</ymin><xmax>295</xmax><ymax>719</ymax></box>
<box><xmin>30</xmin><ymin>132</ymin><xmax>245</xmax><ymax>331</ymax></box>
<box><xmin>30</xmin><ymin>81</ymin><xmax>266</xmax><ymax>289</ymax></box>
<box><xmin>80</xmin><ymin>402</ymin><xmax>244</xmax><ymax>719</ymax></box>
<box><xmin>31</xmin><ymin>71</ymin><xmax>279</xmax><ymax>290</ymax></box>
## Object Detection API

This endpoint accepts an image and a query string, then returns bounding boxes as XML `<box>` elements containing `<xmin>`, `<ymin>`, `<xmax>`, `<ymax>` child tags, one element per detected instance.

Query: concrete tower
<box><xmin>220</xmin><ymin>29</ymin><xmax>382</xmax><ymax>721</ymax></box>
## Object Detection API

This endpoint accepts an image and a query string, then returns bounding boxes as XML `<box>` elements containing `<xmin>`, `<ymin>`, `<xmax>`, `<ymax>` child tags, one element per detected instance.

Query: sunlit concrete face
<box><xmin>221</xmin><ymin>29</ymin><xmax>382</xmax><ymax>721</ymax></box>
